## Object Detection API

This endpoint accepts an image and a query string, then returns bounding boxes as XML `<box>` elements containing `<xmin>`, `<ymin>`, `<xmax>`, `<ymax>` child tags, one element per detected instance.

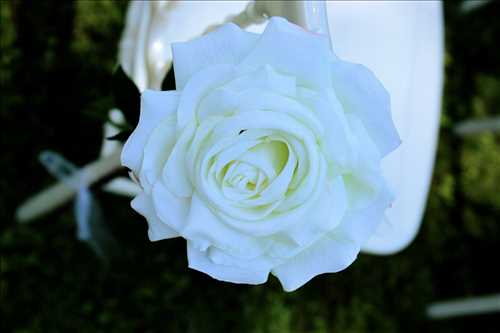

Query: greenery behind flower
<box><xmin>1</xmin><ymin>1</ymin><xmax>499</xmax><ymax>332</ymax></box>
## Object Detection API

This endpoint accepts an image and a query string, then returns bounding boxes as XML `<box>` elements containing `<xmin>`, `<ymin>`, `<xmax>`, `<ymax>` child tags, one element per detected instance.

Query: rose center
<box><xmin>220</xmin><ymin>139</ymin><xmax>290</xmax><ymax>199</ymax></box>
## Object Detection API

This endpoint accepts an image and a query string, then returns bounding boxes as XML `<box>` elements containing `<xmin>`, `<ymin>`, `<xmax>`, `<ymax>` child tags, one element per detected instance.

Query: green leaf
<box><xmin>111</xmin><ymin>65</ymin><xmax>140</xmax><ymax>126</ymax></box>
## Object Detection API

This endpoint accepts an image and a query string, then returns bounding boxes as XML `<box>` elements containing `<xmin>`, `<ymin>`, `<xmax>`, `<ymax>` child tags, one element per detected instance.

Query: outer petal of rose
<box><xmin>131</xmin><ymin>192</ymin><xmax>178</xmax><ymax>241</ymax></box>
<box><xmin>162</xmin><ymin>121</ymin><xmax>196</xmax><ymax>198</ymax></box>
<box><xmin>342</xmin><ymin>114</ymin><xmax>387</xmax><ymax>210</ymax></box>
<box><xmin>272</xmin><ymin>235</ymin><xmax>359</xmax><ymax>292</ymax></box>
<box><xmin>195</xmin><ymin>65</ymin><xmax>297</xmax><ymax>121</ymax></box>
<box><xmin>182</xmin><ymin>193</ymin><xmax>268</xmax><ymax>259</ymax></box>
<box><xmin>240</xmin><ymin>17</ymin><xmax>332</xmax><ymax>90</ymax></box>
<box><xmin>187</xmin><ymin>241</ymin><xmax>270</xmax><ymax>285</ymax></box>
<box><xmin>207</xmin><ymin>246</ymin><xmax>275</xmax><ymax>272</ymax></box>
<box><xmin>336</xmin><ymin>184</ymin><xmax>394</xmax><ymax>246</ymax></box>
<box><xmin>331</xmin><ymin>61</ymin><xmax>401</xmax><ymax>157</ymax></box>
<box><xmin>139</xmin><ymin>114</ymin><xmax>177</xmax><ymax>192</ymax></box>
<box><xmin>346</xmin><ymin>113</ymin><xmax>381</xmax><ymax>173</ymax></box>
<box><xmin>225</xmin><ymin>64</ymin><xmax>296</xmax><ymax>97</ymax></box>
<box><xmin>151</xmin><ymin>182</ymin><xmax>190</xmax><ymax>233</ymax></box>
<box><xmin>236</xmin><ymin>89</ymin><xmax>323</xmax><ymax>137</ymax></box>
<box><xmin>298</xmin><ymin>88</ymin><xmax>354</xmax><ymax>174</ymax></box>
<box><xmin>176</xmin><ymin>64</ymin><xmax>236</xmax><ymax>131</ymax></box>
<box><xmin>285</xmin><ymin>176</ymin><xmax>347</xmax><ymax>248</ymax></box>
<box><xmin>172</xmin><ymin>23</ymin><xmax>259</xmax><ymax>90</ymax></box>
<box><xmin>272</xmin><ymin>179</ymin><xmax>392</xmax><ymax>292</ymax></box>
<box><xmin>121</xmin><ymin>90</ymin><xmax>179</xmax><ymax>173</ymax></box>
<box><xmin>267</xmin><ymin>177</ymin><xmax>347</xmax><ymax>261</ymax></box>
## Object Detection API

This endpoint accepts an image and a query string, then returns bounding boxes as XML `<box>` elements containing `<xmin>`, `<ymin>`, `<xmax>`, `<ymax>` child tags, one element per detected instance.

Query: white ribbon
<box><xmin>39</xmin><ymin>151</ymin><xmax>119</xmax><ymax>261</ymax></box>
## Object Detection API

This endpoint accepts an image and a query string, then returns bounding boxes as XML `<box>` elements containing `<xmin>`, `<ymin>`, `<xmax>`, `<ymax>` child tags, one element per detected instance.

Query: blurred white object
<box><xmin>16</xmin><ymin>150</ymin><xmax>121</xmax><ymax>222</ymax></box>
<box><xmin>118</xmin><ymin>1</ymin><xmax>329</xmax><ymax>91</ymax></box>
<box><xmin>454</xmin><ymin>116</ymin><xmax>500</xmax><ymax>136</ymax></box>
<box><xmin>427</xmin><ymin>293</ymin><xmax>500</xmax><ymax>319</ymax></box>
<box><xmin>460</xmin><ymin>0</ymin><xmax>492</xmax><ymax>13</ymax></box>
<box><xmin>38</xmin><ymin>151</ymin><xmax>119</xmax><ymax>260</ymax></box>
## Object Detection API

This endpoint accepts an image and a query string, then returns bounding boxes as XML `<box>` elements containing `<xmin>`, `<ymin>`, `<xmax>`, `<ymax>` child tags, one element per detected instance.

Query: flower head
<box><xmin>122</xmin><ymin>17</ymin><xmax>400</xmax><ymax>291</ymax></box>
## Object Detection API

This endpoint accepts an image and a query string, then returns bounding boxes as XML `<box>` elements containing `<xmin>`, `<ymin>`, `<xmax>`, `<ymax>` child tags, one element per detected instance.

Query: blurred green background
<box><xmin>1</xmin><ymin>1</ymin><xmax>499</xmax><ymax>332</ymax></box>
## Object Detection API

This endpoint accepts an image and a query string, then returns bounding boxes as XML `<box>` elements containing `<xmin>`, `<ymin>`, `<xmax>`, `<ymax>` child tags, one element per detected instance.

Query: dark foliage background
<box><xmin>1</xmin><ymin>1</ymin><xmax>499</xmax><ymax>332</ymax></box>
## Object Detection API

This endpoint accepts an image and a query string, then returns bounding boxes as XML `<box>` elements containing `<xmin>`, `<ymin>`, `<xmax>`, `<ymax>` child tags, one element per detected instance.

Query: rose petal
<box><xmin>257</xmin><ymin>143</ymin><xmax>296</xmax><ymax>203</ymax></box>
<box><xmin>331</xmin><ymin>61</ymin><xmax>401</xmax><ymax>156</ymax></box>
<box><xmin>131</xmin><ymin>192</ymin><xmax>178</xmax><ymax>241</ymax></box>
<box><xmin>227</xmin><ymin>64</ymin><xmax>297</xmax><ymax>97</ymax></box>
<box><xmin>345</xmin><ymin>113</ymin><xmax>381</xmax><ymax>172</ymax></box>
<box><xmin>240</xmin><ymin>17</ymin><xmax>332</xmax><ymax>90</ymax></box>
<box><xmin>272</xmin><ymin>234</ymin><xmax>359</xmax><ymax>292</ymax></box>
<box><xmin>162</xmin><ymin>122</ymin><xmax>196</xmax><ymax>198</ymax></box>
<box><xmin>237</xmin><ymin>88</ymin><xmax>324</xmax><ymax>138</ymax></box>
<box><xmin>172</xmin><ymin>23</ymin><xmax>259</xmax><ymax>89</ymax></box>
<box><xmin>176</xmin><ymin>64</ymin><xmax>236</xmax><ymax>131</ymax></box>
<box><xmin>197</xmin><ymin>88</ymin><xmax>240</xmax><ymax>121</ymax></box>
<box><xmin>139</xmin><ymin>114</ymin><xmax>177</xmax><ymax>192</ymax></box>
<box><xmin>151</xmin><ymin>182</ymin><xmax>190</xmax><ymax>232</ymax></box>
<box><xmin>196</xmin><ymin>65</ymin><xmax>297</xmax><ymax>122</ymax></box>
<box><xmin>187</xmin><ymin>241</ymin><xmax>270</xmax><ymax>285</ymax></box>
<box><xmin>182</xmin><ymin>193</ymin><xmax>268</xmax><ymax>258</ymax></box>
<box><xmin>298</xmin><ymin>88</ymin><xmax>354</xmax><ymax>174</ymax></box>
<box><xmin>285</xmin><ymin>176</ymin><xmax>347</xmax><ymax>247</ymax></box>
<box><xmin>337</xmin><ymin>183</ymin><xmax>394</xmax><ymax>245</ymax></box>
<box><xmin>207</xmin><ymin>246</ymin><xmax>275</xmax><ymax>272</ymax></box>
<box><xmin>121</xmin><ymin>90</ymin><xmax>179</xmax><ymax>173</ymax></box>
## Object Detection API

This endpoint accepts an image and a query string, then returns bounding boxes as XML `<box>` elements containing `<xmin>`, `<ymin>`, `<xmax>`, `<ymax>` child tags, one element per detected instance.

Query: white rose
<box><xmin>121</xmin><ymin>17</ymin><xmax>400</xmax><ymax>291</ymax></box>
